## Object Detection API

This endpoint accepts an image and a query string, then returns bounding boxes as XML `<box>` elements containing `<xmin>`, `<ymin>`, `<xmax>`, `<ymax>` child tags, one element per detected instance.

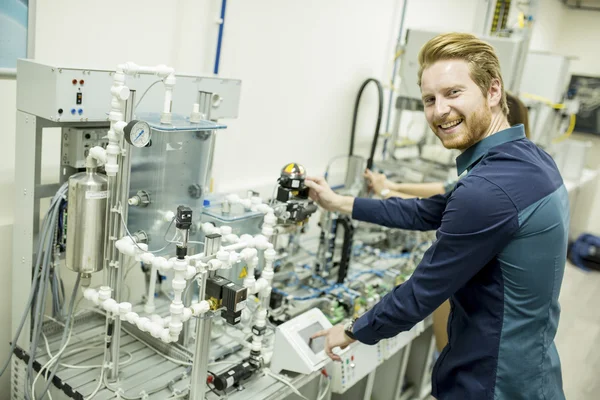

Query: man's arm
<box><xmin>363</xmin><ymin>169</ymin><xmax>449</xmax><ymax>198</ymax></box>
<box><xmin>305</xmin><ymin>176</ymin><xmax>448</xmax><ymax>231</ymax></box>
<box><xmin>388</xmin><ymin>181</ymin><xmax>446</xmax><ymax>198</ymax></box>
<box><xmin>352</xmin><ymin>194</ymin><xmax>449</xmax><ymax>231</ymax></box>
<box><xmin>352</xmin><ymin>176</ymin><xmax>519</xmax><ymax>344</ymax></box>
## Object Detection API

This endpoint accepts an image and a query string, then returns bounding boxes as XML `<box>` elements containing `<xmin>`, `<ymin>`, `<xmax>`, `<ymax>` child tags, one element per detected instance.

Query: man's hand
<box><xmin>305</xmin><ymin>176</ymin><xmax>353</xmax><ymax>214</ymax></box>
<box><xmin>311</xmin><ymin>324</ymin><xmax>356</xmax><ymax>362</ymax></box>
<box><xmin>364</xmin><ymin>169</ymin><xmax>390</xmax><ymax>195</ymax></box>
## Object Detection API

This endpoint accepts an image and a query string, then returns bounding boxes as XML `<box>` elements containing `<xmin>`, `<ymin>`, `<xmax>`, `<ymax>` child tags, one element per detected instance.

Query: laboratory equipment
<box><xmin>10</xmin><ymin>58</ymin><xmax>439</xmax><ymax>400</ymax></box>
<box><xmin>65</xmin><ymin>156</ymin><xmax>108</xmax><ymax>275</ymax></box>
<box><xmin>329</xmin><ymin>340</ymin><xmax>381</xmax><ymax>394</ymax></box>
<box><xmin>275</xmin><ymin>163</ymin><xmax>318</xmax><ymax>224</ymax></box>
<box><xmin>270</xmin><ymin>308</ymin><xmax>333</xmax><ymax>375</ymax></box>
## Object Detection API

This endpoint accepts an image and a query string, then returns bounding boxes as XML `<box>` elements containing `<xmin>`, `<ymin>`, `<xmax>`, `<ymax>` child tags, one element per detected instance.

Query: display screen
<box><xmin>298</xmin><ymin>322</ymin><xmax>326</xmax><ymax>354</ymax></box>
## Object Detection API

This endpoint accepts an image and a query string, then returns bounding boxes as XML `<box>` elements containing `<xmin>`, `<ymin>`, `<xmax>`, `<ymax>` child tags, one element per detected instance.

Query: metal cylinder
<box><xmin>66</xmin><ymin>161</ymin><xmax>108</xmax><ymax>273</ymax></box>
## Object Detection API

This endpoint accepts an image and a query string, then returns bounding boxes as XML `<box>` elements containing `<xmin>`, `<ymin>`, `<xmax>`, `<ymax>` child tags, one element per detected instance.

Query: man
<box><xmin>362</xmin><ymin>92</ymin><xmax>533</xmax><ymax>354</ymax></box>
<box><xmin>306</xmin><ymin>32</ymin><xmax>568</xmax><ymax>400</ymax></box>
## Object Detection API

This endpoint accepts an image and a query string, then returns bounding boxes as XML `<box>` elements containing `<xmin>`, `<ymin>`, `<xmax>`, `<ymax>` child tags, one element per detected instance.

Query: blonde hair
<box><xmin>417</xmin><ymin>32</ymin><xmax>509</xmax><ymax>115</ymax></box>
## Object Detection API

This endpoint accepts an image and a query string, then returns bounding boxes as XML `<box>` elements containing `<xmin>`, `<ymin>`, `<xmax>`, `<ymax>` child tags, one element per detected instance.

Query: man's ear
<box><xmin>488</xmin><ymin>78</ymin><xmax>502</xmax><ymax>108</ymax></box>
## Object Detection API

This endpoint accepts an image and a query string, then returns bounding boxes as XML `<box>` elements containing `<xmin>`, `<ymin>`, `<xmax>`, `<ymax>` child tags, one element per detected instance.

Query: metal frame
<box><xmin>11</xmin><ymin>112</ymin><xmax>109</xmax><ymax>350</ymax></box>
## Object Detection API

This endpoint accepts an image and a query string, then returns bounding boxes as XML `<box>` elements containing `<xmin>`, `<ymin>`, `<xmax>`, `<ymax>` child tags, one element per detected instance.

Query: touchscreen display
<box><xmin>298</xmin><ymin>322</ymin><xmax>326</xmax><ymax>354</ymax></box>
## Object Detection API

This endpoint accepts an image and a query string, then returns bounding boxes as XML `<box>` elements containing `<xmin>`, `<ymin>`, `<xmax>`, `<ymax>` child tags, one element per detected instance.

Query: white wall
<box><xmin>554</xmin><ymin>8</ymin><xmax>600</xmax><ymax>76</ymax></box>
<box><xmin>529</xmin><ymin>0</ymin><xmax>565</xmax><ymax>52</ymax></box>
<box><xmin>211</xmin><ymin>0</ymin><xmax>405</xmax><ymax>192</ymax></box>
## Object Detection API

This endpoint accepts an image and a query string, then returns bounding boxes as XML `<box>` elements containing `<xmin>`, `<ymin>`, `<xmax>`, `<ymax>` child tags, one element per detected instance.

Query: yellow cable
<box><xmin>520</xmin><ymin>92</ymin><xmax>565</xmax><ymax>110</ymax></box>
<box><xmin>552</xmin><ymin>114</ymin><xmax>576</xmax><ymax>144</ymax></box>
<box><xmin>394</xmin><ymin>49</ymin><xmax>404</xmax><ymax>61</ymax></box>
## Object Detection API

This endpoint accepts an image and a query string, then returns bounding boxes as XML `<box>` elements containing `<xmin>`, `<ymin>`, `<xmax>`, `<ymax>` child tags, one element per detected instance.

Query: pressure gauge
<box><xmin>124</xmin><ymin>120</ymin><xmax>151</xmax><ymax>148</ymax></box>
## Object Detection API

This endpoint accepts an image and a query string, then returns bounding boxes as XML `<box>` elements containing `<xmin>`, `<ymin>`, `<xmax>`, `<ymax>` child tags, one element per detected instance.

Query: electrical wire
<box><xmin>83</xmin><ymin>344</ymin><xmax>109</xmax><ymax>400</ymax></box>
<box><xmin>117</xmin><ymin>320</ymin><xmax>193</xmax><ymax>366</ymax></box>
<box><xmin>35</xmin><ymin>273</ymin><xmax>83</xmax><ymax>400</ymax></box>
<box><xmin>263</xmin><ymin>368</ymin><xmax>309</xmax><ymax>400</ymax></box>
<box><xmin>119</xmin><ymin>208</ymin><xmax>178</xmax><ymax>253</ymax></box>
<box><xmin>134</xmin><ymin>79</ymin><xmax>163</xmax><ymax>111</ymax></box>
<box><xmin>208</xmin><ymin>361</ymin><xmax>241</xmax><ymax>367</ymax></box>
<box><xmin>317</xmin><ymin>373</ymin><xmax>331</xmax><ymax>400</ymax></box>
<box><xmin>165</xmin><ymin>392</ymin><xmax>189</xmax><ymax>400</ymax></box>
<box><xmin>22</xmin><ymin>183</ymin><xmax>69</xmax><ymax>399</ymax></box>
<box><xmin>60</xmin><ymin>350</ymin><xmax>134</xmax><ymax>369</ymax></box>
<box><xmin>32</xmin><ymin>314</ymin><xmax>76</xmax><ymax>399</ymax></box>
<box><xmin>85</xmin><ymin>364</ymin><xmax>105</xmax><ymax>400</ymax></box>
<box><xmin>521</xmin><ymin>92</ymin><xmax>566</xmax><ymax>109</ymax></box>
<box><xmin>101</xmin><ymin>359</ymin><xmax>190</xmax><ymax>400</ymax></box>
<box><xmin>269</xmin><ymin>179</ymin><xmax>280</xmax><ymax>206</ymax></box>
<box><xmin>552</xmin><ymin>113</ymin><xmax>577</xmax><ymax>144</ymax></box>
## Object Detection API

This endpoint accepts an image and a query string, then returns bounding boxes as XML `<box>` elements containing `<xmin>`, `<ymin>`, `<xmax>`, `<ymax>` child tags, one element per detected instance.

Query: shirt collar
<box><xmin>456</xmin><ymin>124</ymin><xmax>526</xmax><ymax>175</ymax></box>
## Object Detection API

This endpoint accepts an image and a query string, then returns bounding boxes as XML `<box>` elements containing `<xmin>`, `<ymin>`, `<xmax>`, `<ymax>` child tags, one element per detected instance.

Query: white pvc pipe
<box><xmin>144</xmin><ymin>264</ymin><xmax>159</xmax><ymax>314</ymax></box>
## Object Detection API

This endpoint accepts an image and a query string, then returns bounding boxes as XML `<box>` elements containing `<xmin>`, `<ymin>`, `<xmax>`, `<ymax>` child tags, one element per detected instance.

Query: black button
<box><xmin>58</xmin><ymin>108</ymin><xmax>63</xmax><ymax>114</ymax></box>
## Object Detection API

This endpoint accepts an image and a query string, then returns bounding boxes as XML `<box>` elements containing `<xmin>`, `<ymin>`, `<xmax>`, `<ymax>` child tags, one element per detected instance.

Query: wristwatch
<box><xmin>380</xmin><ymin>188</ymin><xmax>390</xmax><ymax>198</ymax></box>
<box><xmin>344</xmin><ymin>318</ymin><xmax>357</xmax><ymax>340</ymax></box>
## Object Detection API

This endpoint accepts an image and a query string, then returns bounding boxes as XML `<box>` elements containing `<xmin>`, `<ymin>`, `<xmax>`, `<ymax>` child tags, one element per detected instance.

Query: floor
<box><xmin>555</xmin><ymin>262</ymin><xmax>600</xmax><ymax>400</ymax></box>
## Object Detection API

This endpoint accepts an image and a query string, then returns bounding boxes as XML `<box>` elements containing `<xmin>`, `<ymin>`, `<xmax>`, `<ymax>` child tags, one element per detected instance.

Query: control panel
<box><xmin>61</xmin><ymin>128</ymin><xmax>109</xmax><ymax>168</ymax></box>
<box><xmin>270</xmin><ymin>308</ymin><xmax>332</xmax><ymax>375</ymax></box>
<box><xmin>329</xmin><ymin>324</ymin><xmax>422</xmax><ymax>393</ymax></box>
<box><xmin>330</xmin><ymin>340</ymin><xmax>382</xmax><ymax>394</ymax></box>
<box><xmin>16</xmin><ymin>59</ymin><xmax>242</xmax><ymax>123</ymax></box>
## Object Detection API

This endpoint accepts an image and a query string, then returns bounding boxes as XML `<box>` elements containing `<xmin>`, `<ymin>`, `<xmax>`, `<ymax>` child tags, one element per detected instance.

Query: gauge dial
<box><xmin>124</xmin><ymin>120</ymin><xmax>151</xmax><ymax>148</ymax></box>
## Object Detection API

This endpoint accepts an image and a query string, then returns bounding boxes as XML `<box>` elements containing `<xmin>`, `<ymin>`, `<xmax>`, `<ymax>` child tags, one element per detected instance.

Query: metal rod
<box><xmin>109</xmin><ymin>90</ymin><xmax>135</xmax><ymax>381</ymax></box>
<box><xmin>382</xmin><ymin>0</ymin><xmax>408</xmax><ymax>159</ymax></box>
<box><xmin>189</xmin><ymin>270</ymin><xmax>210</xmax><ymax>400</ymax></box>
<box><xmin>190</xmin><ymin>234</ymin><xmax>221</xmax><ymax>399</ymax></box>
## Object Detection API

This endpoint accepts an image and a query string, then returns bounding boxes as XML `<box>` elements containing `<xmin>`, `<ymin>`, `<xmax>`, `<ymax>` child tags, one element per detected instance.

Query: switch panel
<box><xmin>16</xmin><ymin>59</ymin><xmax>242</xmax><ymax>122</ymax></box>
<box><xmin>330</xmin><ymin>341</ymin><xmax>382</xmax><ymax>394</ymax></box>
<box><xmin>61</xmin><ymin>127</ymin><xmax>108</xmax><ymax>168</ymax></box>
<box><xmin>329</xmin><ymin>326</ymin><xmax>421</xmax><ymax>393</ymax></box>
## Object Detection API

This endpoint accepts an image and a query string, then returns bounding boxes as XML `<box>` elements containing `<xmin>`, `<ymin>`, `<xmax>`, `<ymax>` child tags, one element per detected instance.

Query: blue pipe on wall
<box><xmin>213</xmin><ymin>0</ymin><xmax>227</xmax><ymax>75</ymax></box>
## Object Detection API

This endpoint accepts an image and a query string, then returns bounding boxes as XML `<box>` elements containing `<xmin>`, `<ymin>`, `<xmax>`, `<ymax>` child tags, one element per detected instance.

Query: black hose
<box><xmin>348</xmin><ymin>78</ymin><xmax>384</xmax><ymax>170</ymax></box>
<box><xmin>336</xmin><ymin>216</ymin><xmax>354</xmax><ymax>284</ymax></box>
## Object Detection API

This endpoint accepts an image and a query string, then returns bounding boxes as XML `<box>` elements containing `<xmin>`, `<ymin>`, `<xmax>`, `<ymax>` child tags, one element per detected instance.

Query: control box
<box><xmin>61</xmin><ymin>128</ymin><xmax>109</xmax><ymax>168</ymax></box>
<box><xmin>16</xmin><ymin>59</ymin><xmax>242</xmax><ymax>122</ymax></box>
<box><xmin>270</xmin><ymin>308</ymin><xmax>333</xmax><ymax>375</ymax></box>
<box><xmin>330</xmin><ymin>340</ymin><xmax>382</xmax><ymax>394</ymax></box>
<box><xmin>329</xmin><ymin>325</ymin><xmax>420</xmax><ymax>393</ymax></box>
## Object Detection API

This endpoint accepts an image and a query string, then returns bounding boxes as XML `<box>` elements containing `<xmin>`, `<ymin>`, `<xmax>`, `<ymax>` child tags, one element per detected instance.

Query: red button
<box><xmin>72</xmin><ymin>79</ymin><xmax>77</xmax><ymax>85</ymax></box>
<box><xmin>351</xmin><ymin>356</ymin><xmax>354</xmax><ymax>361</ymax></box>
<box><xmin>79</xmin><ymin>79</ymin><xmax>85</xmax><ymax>85</ymax></box>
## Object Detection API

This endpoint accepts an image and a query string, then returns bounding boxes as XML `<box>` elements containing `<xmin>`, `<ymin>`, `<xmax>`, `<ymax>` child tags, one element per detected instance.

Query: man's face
<box><xmin>420</xmin><ymin>59</ymin><xmax>492</xmax><ymax>151</ymax></box>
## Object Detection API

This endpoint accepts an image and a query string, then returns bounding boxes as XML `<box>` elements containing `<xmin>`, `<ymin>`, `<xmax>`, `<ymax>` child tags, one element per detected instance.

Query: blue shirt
<box><xmin>351</xmin><ymin>125</ymin><xmax>568</xmax><ymax>400</ymax></box>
